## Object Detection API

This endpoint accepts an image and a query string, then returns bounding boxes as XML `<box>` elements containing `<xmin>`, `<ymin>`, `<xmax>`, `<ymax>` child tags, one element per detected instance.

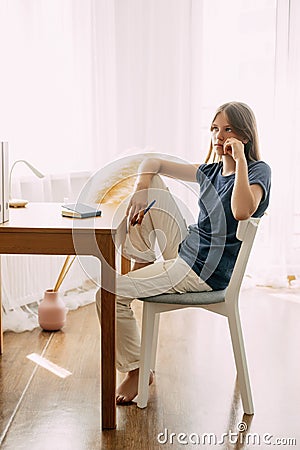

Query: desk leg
<box><xmin>0</xmin><ymin>256</ymin><xmax>3</xmax><ymax>354</ymax></box>
<box><xmin>121</xmin><ymin>253</ymin><xmax>131</xmax><ymax>275</ymax></box>
<box><xmin>99</xmin><ymin>237</ymin><xmax>116</xmax><ymax>429</ymax></box>
<box><xmin>0</xmin><ymin>304</ymin><xmax>2</xmax><ymax>354</ymax></box>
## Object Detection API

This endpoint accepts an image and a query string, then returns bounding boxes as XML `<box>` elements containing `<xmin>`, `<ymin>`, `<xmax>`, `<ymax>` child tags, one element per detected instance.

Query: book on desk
<box><xmin>61</xmin><ymin>203</ymin><xmax>102</xmax><ymax>218</ymax></box>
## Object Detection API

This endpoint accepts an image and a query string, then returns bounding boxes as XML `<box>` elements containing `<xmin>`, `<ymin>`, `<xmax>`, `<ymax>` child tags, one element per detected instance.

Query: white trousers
<box><xmin>96</xmin><ymin>175</ymin><xmax>211</xmax><ymax>373</ymax></box>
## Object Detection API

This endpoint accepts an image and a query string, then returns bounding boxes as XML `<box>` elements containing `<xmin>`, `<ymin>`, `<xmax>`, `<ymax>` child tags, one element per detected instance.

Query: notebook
<box><xmin>61</xmin><ymin>203</ymin><xmax>102</xmax><ymax>218</ymax></box>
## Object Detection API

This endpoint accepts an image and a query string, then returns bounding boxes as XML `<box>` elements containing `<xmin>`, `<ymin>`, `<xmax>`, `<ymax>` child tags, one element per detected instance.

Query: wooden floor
<box><xmin>1</xmin><ymin>287</ymin><xmax>300</xmax><ymax>449</ymax></box>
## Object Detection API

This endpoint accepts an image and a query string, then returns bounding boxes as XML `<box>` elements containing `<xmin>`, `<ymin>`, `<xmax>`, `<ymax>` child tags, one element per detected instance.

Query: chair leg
<box><xmin>150</xmin><ymin>313</ymin><xmax>160</xmax><ymax>371</ymax></box>
<box><xmin>227</xmin><ymin>308</ymin><xmax>254</xmax><ymax>414</ymax></box>
<box><xmin>137</xmin><ymin>302</ymin><xmax>157</xmax><ymax>408</ymax></box>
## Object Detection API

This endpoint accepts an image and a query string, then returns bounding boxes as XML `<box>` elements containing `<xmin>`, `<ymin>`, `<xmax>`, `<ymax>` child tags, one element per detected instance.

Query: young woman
<box><xmin>96</xmin><ymin>101</ymin><xmax>271</xmax><ymax>405</ymax></box>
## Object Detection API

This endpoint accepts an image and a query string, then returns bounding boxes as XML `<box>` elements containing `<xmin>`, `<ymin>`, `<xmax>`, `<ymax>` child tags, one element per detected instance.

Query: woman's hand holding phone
<box><xmin>126</xmin><ymin>188</ymin><xmax>148</xmax><ymax>226</ymax></box>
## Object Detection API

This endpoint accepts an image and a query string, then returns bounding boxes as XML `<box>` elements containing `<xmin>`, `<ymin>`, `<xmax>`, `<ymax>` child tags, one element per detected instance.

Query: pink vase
<box><xmin>38</xmin><ymin>289</ymin><xmax>67</xmax><ymax>331</ymax></box>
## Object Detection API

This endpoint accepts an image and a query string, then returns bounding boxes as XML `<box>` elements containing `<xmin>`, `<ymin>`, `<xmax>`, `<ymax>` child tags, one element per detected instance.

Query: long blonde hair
<box><xmin>205</xmin><ymin>102</ymin><xmax>261</xmax><ymax>163</ymax></box>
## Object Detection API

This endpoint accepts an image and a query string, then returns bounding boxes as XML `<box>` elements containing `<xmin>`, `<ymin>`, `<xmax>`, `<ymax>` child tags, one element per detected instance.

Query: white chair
<box><xmin>137</xmin><ymin>217</ymin><xmax>260</xmax><ymax>414</ymax></box>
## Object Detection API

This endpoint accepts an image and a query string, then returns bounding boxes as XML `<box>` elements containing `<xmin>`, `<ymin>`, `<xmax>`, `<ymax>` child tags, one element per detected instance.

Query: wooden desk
<box><xmin>0</xmin><ymin>202</ymin><xmax>127</xmax><ymax>429</ymax></box>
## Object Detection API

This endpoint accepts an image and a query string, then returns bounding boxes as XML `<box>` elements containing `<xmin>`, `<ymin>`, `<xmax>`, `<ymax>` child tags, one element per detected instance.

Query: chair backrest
<box><xmin>225</xmin><ymin>217</ymin><xmax>260</xmax><ymax>302</ymax></box>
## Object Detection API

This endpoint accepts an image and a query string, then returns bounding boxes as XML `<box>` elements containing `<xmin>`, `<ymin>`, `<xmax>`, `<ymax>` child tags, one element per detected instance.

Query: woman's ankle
<box><xmin>127</xmin><ymin>368</ymin><xmax>139</xmax><ymax>377</ymax></box>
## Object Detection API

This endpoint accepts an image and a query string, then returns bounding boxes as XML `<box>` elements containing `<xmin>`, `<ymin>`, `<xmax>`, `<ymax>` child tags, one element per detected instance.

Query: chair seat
<box><xmin>141</xmin><ymin>289</ymin><xmax>226</xmax><ymax>305</ymax></box>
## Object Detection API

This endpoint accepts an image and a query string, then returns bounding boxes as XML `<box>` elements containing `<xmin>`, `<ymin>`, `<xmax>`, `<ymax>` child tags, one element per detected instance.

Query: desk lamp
<box><xmin>9</xmin><ymin>160</ymin><xmax>45</xmax><ymax>207</ymax></box>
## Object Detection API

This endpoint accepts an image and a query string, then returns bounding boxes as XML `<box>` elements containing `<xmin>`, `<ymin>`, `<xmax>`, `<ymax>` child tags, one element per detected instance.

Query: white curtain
<box><xmin>0</xmin><ymin>0</ymin><xmax>299</xmax><ymax>332</ymax></box>
<box><xmin>249</xmin><ymin>0</ymin><xmax>300</xmax><ymax>287</ymax></box>
<box><xmin>0</xmin><ymin>0</ymin><xmax>118</xmax><ymax>173</ymax></box>
<box><xmin>286</xmin><ymin>0</ymin><xmax>300</xmax><ymax>279</ymax></box>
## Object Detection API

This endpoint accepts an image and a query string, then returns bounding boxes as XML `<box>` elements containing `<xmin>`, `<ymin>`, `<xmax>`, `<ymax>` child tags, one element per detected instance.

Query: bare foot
<box><xmin>116</xmin><ymin>368</ymin><xmax>154</xmax><ymax>405</ymax></box>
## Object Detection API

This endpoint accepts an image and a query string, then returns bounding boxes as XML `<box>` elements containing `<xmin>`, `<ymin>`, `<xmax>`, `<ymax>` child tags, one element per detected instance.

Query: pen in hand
<box><xmin>132</xmin><ymin>199</ymin><xmax>156</xmax><ymax>226</ymax></box>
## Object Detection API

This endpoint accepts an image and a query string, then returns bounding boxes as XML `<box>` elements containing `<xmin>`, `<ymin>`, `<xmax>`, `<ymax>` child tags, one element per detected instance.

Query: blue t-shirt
<box><xmin>178</xmin><ymin>161</ymin><xmax>271</xmax><ymax>290</ymax></box>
